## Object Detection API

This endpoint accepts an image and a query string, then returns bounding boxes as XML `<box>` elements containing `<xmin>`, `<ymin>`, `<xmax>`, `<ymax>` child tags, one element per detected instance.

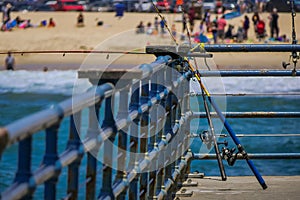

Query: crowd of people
<box><xmin>1</xmin><ymin>1</ymin><xmax>288</xmax><ymax>44</ymax></box>
<box><xmin>135</xmin><ymin>5</ymin><xmax>287</xmax><ymax>44</ymax></box>
<box><xmin>1</xmin><ymin>2</ymin><xmax>56</xmax><ymax>31</ymax></box>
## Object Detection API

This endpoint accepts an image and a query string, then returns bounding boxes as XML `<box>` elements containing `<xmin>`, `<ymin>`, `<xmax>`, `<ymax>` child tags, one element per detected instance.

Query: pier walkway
<box><xmin>179</xmin><ymin>176</ymin><xmax>300</xmax><ymax>200</ymax></box>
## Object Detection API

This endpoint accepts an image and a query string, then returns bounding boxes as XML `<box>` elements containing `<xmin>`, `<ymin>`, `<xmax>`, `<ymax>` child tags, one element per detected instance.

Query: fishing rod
<box><xmin>0</xmin><ymin>50</ymin><xmax>211</xmax><ymax>58</ymax></box>
<box><xmin>151</xmin><ymin>0</ymin><xmax>178</xmax><ymax>46</ymax></box>
<box><xmin>178</xmin><ymin>3</ymin><xmax>226</xmax><ymax>180</ymax></box>
<box><xmin>182</xmin><ymin>27</ymin><xmax>267</xmax><ymax>188</ymax></box>
<box><xmin>198</xmin><ymin>85</ymin><xmax>227</xmax><ymax>181</ymax></box>
<box><xmin>193</xmin><ymin>68</ymin><xmax>267</xmax><ymax>189</ymax></box>
<box><xmin>180</xmin><ymin>5</ymin><xmax>226</xmax><ymax>180</ymax></box>
<box><xmin>151</xmin><ymin>1</ymin><xmax>227</xmax><ymax>181</ymax></box>
<box><xmin>0</xmin><ymin>50</ymin><xmax>146</xmax><ymax>55</ymax></box>
<box><xmin>282</xmin><ymin>0</ymin><xmax>299</xmax><ymax>75</ymax></box>
<box><xmin>151</xmin><ymin>1</ymin><xmax>267</xmax><ymax>189</ymax></box>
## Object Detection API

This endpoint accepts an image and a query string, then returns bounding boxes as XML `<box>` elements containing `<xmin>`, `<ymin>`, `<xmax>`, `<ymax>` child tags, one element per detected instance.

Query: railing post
<box><xmin>67</xmin><ymin>112</ymin><xmax>82</xmax><ymax>200</ymax></box>
<box><xmin>43</xmin><ymin>123</ymin><xmax>60</xmax><ymax>200</ymax></box>
<box><xmin>99</xmin><ymin>94</ymin><xmax>117</xmax><ymax>199</ymax></box>
<box><xmin>129</xmin><ymin>81</ymin><xmax>140</xmax><ymax>200</ymax></box>
<box><xmin>82</xmin><ymin>69</ymin><xmax>143</xmax><ymax>199</ymax></box>
<box><xmin>170</xmin><ymin>62</ymin><xmax>182</xmax><ymax>194</ymax></box>
<box><xmin>115</xmin><ymin>81</ymin><xmax>130</xmax><ymax>200</ymax></box>
<box><xmin>177</xmin><ymin>66</ymin><xmax>190</xmax><ymax>185</ymax></box>
<box><xmin>14</xmin><ymin>136</ymin><xmax>33</xmax><ymax>199</ymax></box>
<box><xmin>183</xmin><ymin>72</ymin><xmax>192</xmax><ymax>175</ymax></box>
<box><xmin>155</xmin><ymin>67</ymin><xmax>167</xmax><ymax>197</ymax></box>
<box><xmin>139</xmin><ymin>65</ymin><xmax>151</xmax><ymax>200</ymax></box>
<box><xmin>86</xmin><ymin>103</ymin><xmax>101</xmax><ymax>200</ymax></box>
<box><xmin>164</xmin><ymin>65</ymin><xmax>175</xmax><ymax>199</ymax></box>
<box><xmin>148</xmin><ymin>70</ymin><xmax>160</xmax><ymax>199</ymax></box>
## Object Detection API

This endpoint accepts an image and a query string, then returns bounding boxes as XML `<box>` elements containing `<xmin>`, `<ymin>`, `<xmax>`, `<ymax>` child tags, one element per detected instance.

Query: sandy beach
<box><xmin>0</xmin><ymin>11</ymin><xmax>300</xmax><ymax>70</ymax></box>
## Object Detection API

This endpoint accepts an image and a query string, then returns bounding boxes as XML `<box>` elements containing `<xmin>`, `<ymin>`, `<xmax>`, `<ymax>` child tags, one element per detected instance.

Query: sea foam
<box><xmin>191</xmin><ymin>77</ymin><xmax>300</xmax><ymax>95</ymax></box>
<box><xmin>0</xmin><ymin>70</ymin><xmax>91</xmax><ymax>95</ymax></box>
<box><xmin>0</xmin><ymin>70</ymin><xmax>299</xmax><ymax>95</ymax></box>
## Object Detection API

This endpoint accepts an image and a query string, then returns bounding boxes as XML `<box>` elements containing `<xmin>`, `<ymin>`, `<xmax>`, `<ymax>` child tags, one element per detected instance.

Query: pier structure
<box><xmin>0</xmin><ymin>44</ymin><xmax>300</xmax><ymax>199</ymax></box>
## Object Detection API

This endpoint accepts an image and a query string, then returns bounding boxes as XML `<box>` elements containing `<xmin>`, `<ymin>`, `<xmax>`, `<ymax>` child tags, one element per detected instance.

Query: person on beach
<box><xmin>252</xmin><ymin>12</ymin><xmax>260</xmax><ymax>34</ymax></box>
<box><xmin>217</xmin><ymin>15</ymin><xmax>227</xmax><ymax>42</ymax></box>
<box><xmin>182</xmin><ymin>13</ymin><xmax>187</xmax><ymax>34</ymax></box>
<box><xmin>136</xmin><ymin>21</ymin><xmax>145</xmax><ymax>34</ymax></box>
<box><xmin>115</xmin><ymin>2</ymin><xmax>125</xmax><ymax>19</ymax></box>
<box><xmin>77</xmin><ymin>12</ymin><xmax>84</xmax><ymax>27</ymax></box>
<box><xmin>171</xmin><ymin>24</ymin><xmax>177</xmax><ymax>38</ymax></box>
<box><xmin>146</xmin><ymin>22</ymin><xmax>153</xmax><ymax>35</ymax></box>
<box><xmin>5</xmin><ymin>52</ymin><xmax>15</xmax><ymax>70</ymax></box>
<box><xmin>160</xmin><ymin>17</ymin><xmax>166</xmax><ymax>36</ymax></box>
<box><xmin>48</xmin><ymin>18</ymin><xmax>56</xmax><ymax>27</ymax></box>
<box><xmin>188</xmin><ymin>6</ymin><xmax>195</xmax><ymax>33</ymax></box>
<box><xmin>203</xmin><ymin>9</ymin><xmax>211</xmax><ymax>32</ymax></box>
<box><xmin>270</xmin><ymin>8</ymin><xmax>279</xmax><ymax>39</ymax></box>
<box><xmin>154</xmin><ymin>17</ymin><xmax>159</xmax><ymax>33</ymax></box>
<box><xmin>1</xmin><ymin>3</ymin><xmax>12</xmax><ymax>31</ymax></box>
<box><xmin>211</xmin><ymin>17</ymin><xmax>218</xmax><ymax>44</ymax></box>
<box><xmin>15</xmin><ymin>16</ymin><xmax>25</xmax><ymax>26</ymax></box>
<box><xmin>2</xmin><ymin>3</ymin><xmax>12</xmax><ymax>25</ymax></box>
<box><xmin>243</xmin><ymin>15</ymin><xmax>250</xmax><ymax>40</ymax></box>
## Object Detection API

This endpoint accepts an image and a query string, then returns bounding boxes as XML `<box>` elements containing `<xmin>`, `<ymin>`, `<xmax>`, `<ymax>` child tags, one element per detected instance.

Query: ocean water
<box><xmin>0</xmin><ymin>70</ymin><xmax>299</xmax><ymax>198</ymax></box>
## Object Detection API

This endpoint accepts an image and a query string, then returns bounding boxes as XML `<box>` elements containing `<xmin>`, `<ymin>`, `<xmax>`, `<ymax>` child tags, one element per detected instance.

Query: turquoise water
<box><xmin>0</xmin><ymin>70</ymin><xmax>299</xmax><ymax>198</ymax></box>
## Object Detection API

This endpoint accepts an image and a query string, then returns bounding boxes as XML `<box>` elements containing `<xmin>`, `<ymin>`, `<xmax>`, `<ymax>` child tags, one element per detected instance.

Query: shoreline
<box><xmin>0</xmin><ymin>12</ymin><xmax>299</xmax><ymax>70</ymax></box>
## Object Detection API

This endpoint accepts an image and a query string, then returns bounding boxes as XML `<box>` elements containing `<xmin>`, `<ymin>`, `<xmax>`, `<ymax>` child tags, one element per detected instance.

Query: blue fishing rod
<box><xmin>194</xmin><ymin>70</ymin><xmax>267</xmax><ymax>189</ymax></box>
<box><xmin>208</xmin><ymin>96</ymin><xmax>267</xmax><ymax>189</ymax></box>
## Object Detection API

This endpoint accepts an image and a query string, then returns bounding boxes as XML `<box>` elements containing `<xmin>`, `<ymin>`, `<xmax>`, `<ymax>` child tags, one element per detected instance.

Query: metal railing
<box><xmin>0</xmin><ymin>44</ymin><xmax>300</xmax><ymax>199</ymax></box>
<box><xmin>0</xmin><ymin>55</ymin><xmax>194</xmax><ymax>200</ymax></box>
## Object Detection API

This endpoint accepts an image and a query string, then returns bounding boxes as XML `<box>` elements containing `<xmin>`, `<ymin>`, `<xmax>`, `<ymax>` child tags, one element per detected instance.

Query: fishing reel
<box><xmin>199</xmin><ymin>130</ymin><xmax>228</xmax><ymax>150</ymax></box>
<box><xmin>282</xmin><ymin>51</ymin><xmax>299</xmax><ymax>76</ymax></box>
<box><xmin>221</xmin><ymin>147</ymin><xmax>238</xmax><ymax>166</ymax></box>
<box><xmin>199</xmin><ymin>130</ymin><xmax>213</xmax><ymax>149</ymax></box>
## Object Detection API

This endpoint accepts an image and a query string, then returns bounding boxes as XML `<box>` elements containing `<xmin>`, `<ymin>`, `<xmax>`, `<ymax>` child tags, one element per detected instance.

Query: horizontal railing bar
<box><xmin>202</xmin><ymin>44</ymin><xmax>300</xmax><ymax>52</ymax></box>
<box><xmin>192</xmin><ymin>112</ymin><xmax>300</xmax><ymax>118</ymax></box>
<box><xmin>0</xmin><ymin>83</ymin><xmax>114</xmax><ymax>154</ymax></box>
<box><xmin>193</xmin><ymin>153</ymin><xmax>300</xmax><ymax>160</ymax></box>
<box><xmin>190</xmin><ymin>133</ymin><xmax>300</xmax><ymax>138</ymax></box>
<box><xmin>197</xmin><ymin>70</ymin><xmax>300</xmax><ymax>77</ymax></box>
<box><xmin>187</xmin><ymin>52</ymin><xmax>213</xmax><ymax>58</ymax></box>
<box><xmin>190</xmin><ymin>92</ymin><xmax>300</xmax><ymax>96</ymax></box>
<box><xmin>146</xmin><ymin>44</ymin><xmax>300</xmax><ymax>54</ymax></box>
<box><xmin>137</xmin><ymin>56</ymin><xmax>172</xmax><ymax>81</ymax></box>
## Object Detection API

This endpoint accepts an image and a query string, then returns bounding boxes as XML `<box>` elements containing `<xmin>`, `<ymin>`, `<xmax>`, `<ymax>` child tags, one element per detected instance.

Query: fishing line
<box><xmin>0</xmin><ymin>50</ymin><xmax>147</xmax><ymax>55</ymax></box>
<box><xmin>151</xmin><ymin>0</ymin><xmax>178</xmax><ymax>46</ymax></box>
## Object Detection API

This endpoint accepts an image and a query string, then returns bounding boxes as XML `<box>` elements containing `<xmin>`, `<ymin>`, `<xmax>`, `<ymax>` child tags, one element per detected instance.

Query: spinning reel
<box><xmin>199</xmin><ymin>130</ymin><xmax>228</xmax><ymax>150</ymax></box>
<box><xmin>222</xmin><ymin>147</ymin><xmax>238</xmax><ymax>166</ymax></box>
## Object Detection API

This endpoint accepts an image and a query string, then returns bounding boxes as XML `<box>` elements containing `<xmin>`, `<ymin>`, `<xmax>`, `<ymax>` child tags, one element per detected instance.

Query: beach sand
<box><xmin>0</xmin><ymin>11</ymin><xmax>299</xmax><ymax>71</ymax></box>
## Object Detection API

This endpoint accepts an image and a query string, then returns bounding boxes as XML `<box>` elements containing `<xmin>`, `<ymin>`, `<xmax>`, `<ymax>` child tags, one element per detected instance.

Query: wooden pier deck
<box><xmin>177</xmin><ymin>176</ymin><xmax>300</xmax><ymax>200</ymax></box>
